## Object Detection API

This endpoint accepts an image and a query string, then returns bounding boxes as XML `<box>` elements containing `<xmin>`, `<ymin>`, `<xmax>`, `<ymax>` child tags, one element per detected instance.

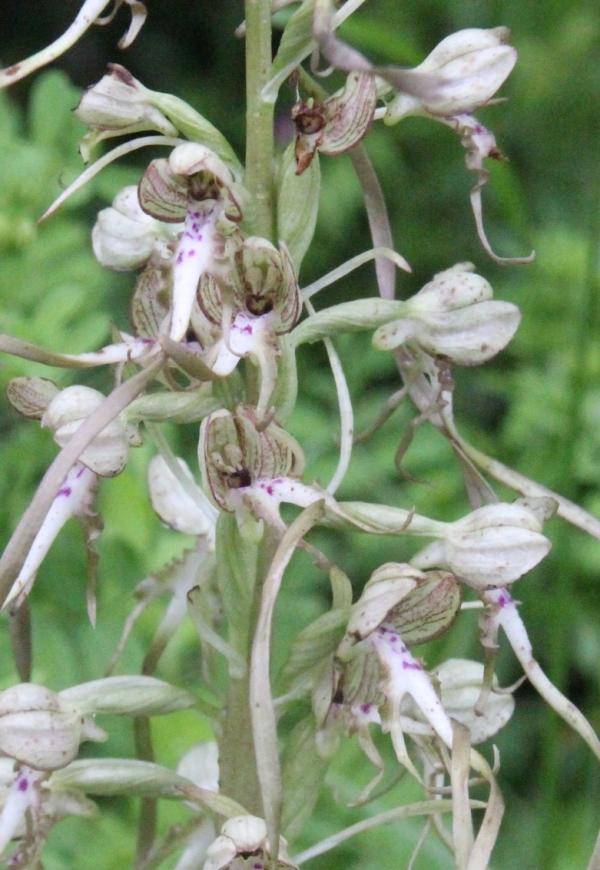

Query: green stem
<box><xmin>219</xmin><ymin>525</ymin><xmax>279</xmax><ymax>815</ymax></box>
<box><xmin>134</xmin><ymin>718</ymin><xmax>157</xmax><ymax>868</ymax></box>
<box><xmin>244</xmin><ymin>0</ymin><xmax>275</xmax><ymax>240</ymax></box>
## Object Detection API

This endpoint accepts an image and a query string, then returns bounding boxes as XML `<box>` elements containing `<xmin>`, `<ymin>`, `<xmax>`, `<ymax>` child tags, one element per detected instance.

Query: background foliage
<box><xmin>0</xmin><ymin>1</ymin><xmax>599</xmax><ymax>867</ymax></box>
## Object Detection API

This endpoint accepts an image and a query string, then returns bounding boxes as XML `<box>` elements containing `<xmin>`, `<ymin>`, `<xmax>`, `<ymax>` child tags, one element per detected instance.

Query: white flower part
<box><xmin>176</xmin><ymin>742</ymin><xmax>219</xmax><ymax>793</ymax></box>
<box><xmin>203</xmin><ymin>815</ymin><xmax>296</xmax><ymax>870</ymax></box>
<box><xmin>203</xmin><ymin>815</ymin><xmax>266</xmax><ymax>870</ymax></box>
<box><xmin>208</xmin><ymin>311</ymin><xmax>269</xmax><ymax>376</ymax></box>
<box><xmin>42</xmin><ymin>386</ymin><xmax>129</xmax><ymax>477</ymax></box>
<box><xmin>384</xmin><ymin>27</ymin><xmax>516</xmax><ymax>121</ymax></box>
<box><xmin>93</xmin><ymin>186</ymin><xmax>181</xmax><ymax>271</ymax></box>
<box><xmin>406</xmin><ymin>263</ymin><xmax>492</xmax><ymax>312</ymax></box>
<box><xmin>58</xmin><ymin>332</ymin><xmax>158</xmax><ymax>367</ymax></box>
<box><xmin>350</xmin><ymin>702</ymin><xmax>382</xmax><ymax>726</ymax></box>
<box><xmin>169</xmin><ymin>204</ymin><xmax>221</xmax><ymax>341</ymax></box>
<box><xmin>432</xmin><ymin>658</ymin><xmax>514</xmax><ymax>743</ymax></box>
<box><xmin>235</xmin><ymin>477</ymin><xmax>326</xmax><ymax>531</ymax></box>
<box><xmin>374</xmin><ymin>262</ymin><xmax>521</xmax><ymax>365</ymax></box>
<box><xmin>3</xmin><ymin>463</ymin><xmax>97</xmax><ymax>612</ymax></box>
<box><xmin>174</xmin><ymin>819</ymin><xmax>217</xmax><ymax>870</ymax></box>
<box><xmin>411</xmin><ymin>502</ymin><xmax>551</xmax><ymax>589</ymax></box>
<box><xmin>202</xmin><ymin>834</ymin><xmax>237</xmax><ymax>870</ymax></box>
<box><xmin>371</xmin><ymin>624</ymin><xmax>453</xmax><ymax>749</ymax></box>
<box><xmin>0</xmin><ymin>684</ymin><xmax>105</xmax><ymax>771</ymax></box>
<box><xmin>0</xmin><ymin>766</ymin><xmax>44</xmax><ymax>858</ymax></box>
<box><xmin>148</xmin><ymin>455</ymin><xmax>214</xmax><ymax>538</ymax></box>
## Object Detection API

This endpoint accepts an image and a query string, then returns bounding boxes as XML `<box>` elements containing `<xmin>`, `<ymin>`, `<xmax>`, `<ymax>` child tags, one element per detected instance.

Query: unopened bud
<box><xmin>0</xmin><ymin>684</ymin><xmax>106</xmax><ymax>771</ymax></box>
<box><xmin>75</xmin><ymin>64</ymin><xmax>177</xmax><ymax>162</ymax></box>
<box><xmin>385</xmin><ymin>27</ymin><xmax>516</xmax><ymax>121</ymax></box>
<box><xmin>412</xmin><ymin>502</ymin><xmax>551</xmax><ymax>588</ymax></box>
<box><xmin>203</xmin><ymin>815</ymin><xmax>297</xmax><ymax>870</ymax></box>
<box><xmin>92</xmin><ymin>185</ymin><xmax>180</xmax><ymax>271</ymax></box>
<box><xmin>373</xmin><ymin>263</ymin><xmax>521</xmax><ymax>365</ymax></box>
<box><xmin>42</xmin><ymin>386</ymin><xmax>129</xmax><ymax>477</ymax></box>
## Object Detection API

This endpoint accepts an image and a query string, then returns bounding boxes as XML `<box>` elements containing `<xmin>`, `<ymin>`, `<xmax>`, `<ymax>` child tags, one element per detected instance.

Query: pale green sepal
<box><xmin>149</xmin><ymin>92</ymin><xmax>242</xmax><ymax>176</ymax></box>
<box><xmin>59</xmin><ymin>676</ymin><xmax>195</xmax><ymax>716</ymax></box>
<box><xmin>6</xmin><ymin>377</ymin><xmax>59</xmax><ymax>420</ymax></box>
<box><xmin>329</xmin><ymin>565</ymin><xmax>353</xmax><ymax>610</ymax></box>
<box><xmin>277</xmin><ymin>142</ymin><xmax>320</xmax><ymax>272</ymax></box>
<box><xmin>126</xmin><ymin>388</ymin><xmax>220</xmax><ymax>424</ymax></box>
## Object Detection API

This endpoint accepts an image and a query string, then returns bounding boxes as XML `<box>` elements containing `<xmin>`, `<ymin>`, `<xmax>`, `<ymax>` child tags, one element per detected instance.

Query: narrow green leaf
<box><xmin>277</xmin><ymin>143</ymin><xmax>320</xmax><ymax>272</ymax></box>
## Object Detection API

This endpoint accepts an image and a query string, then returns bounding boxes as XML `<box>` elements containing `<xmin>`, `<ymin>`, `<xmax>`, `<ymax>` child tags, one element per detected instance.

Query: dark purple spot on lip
<box><xmin>57</xmin><ymin>486</ymin><xmax>72</xmax><ymax>498</ymax></box>
<box><xmin>17</xmin><ymin>777</ymin><xmax>28</xmax><ymax>792</ymax></box>
<box><xmin>176</xmin><ymin>252</ymin><xmax>184</xmax><ymax>264</ymax></box>
<box><xmin>266</xmin><ymin>485</ymin><xmax>274</xmax><ymax>496</ymax></box>
<box><xmin>360</xmin><ymin>703</ymin><xmax>371</xmax><ymax>714</ymax></box>
<box><xmin>402</xmin><ymin>661</ymin><xmax>422</xmax><ymax>671</ymax></box>
<box><xmin>188</xmin><ymin>249</ymin><xmax>196</xmax><ymax>256</ymax></box>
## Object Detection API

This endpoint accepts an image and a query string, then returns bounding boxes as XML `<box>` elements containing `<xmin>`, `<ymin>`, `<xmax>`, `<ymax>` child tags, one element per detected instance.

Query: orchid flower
<box><xmin>293</xmin><ymin>262</ymin><xmax>521</xmax><ymax>367</ymax></box>
<box><xmin>138</xmin><ymin>143</ymin><xmax>244</xmax><ymax>342</ymax></box>
<box><xmin>382</xmin><ymin>28</ymin><xmax>534</xmax><ymax>264</ymax></box>
<box><xmin>292</xmin><ymin>71</ymin><xmax>377</xmax><ymax>174</ymax></box>
<box><xmin>3</xmin><ymin>382</ymin><xmax>133</xmax><ymax>612</ymax></box>
<box><xmin>194</xmin><ymin>236</ymin><xmax>300</xmax><ymax>415</ymax></box>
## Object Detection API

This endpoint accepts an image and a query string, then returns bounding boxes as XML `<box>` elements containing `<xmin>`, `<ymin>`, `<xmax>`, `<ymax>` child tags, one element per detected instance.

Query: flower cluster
<box><xmin>0</xmin><ymin>6</ymin><xmax>598</xmax><ymax>870</ymax></box>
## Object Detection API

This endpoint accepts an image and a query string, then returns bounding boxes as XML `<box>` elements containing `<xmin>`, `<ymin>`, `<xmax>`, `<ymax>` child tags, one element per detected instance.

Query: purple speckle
<box><xmin>240</xmin><ymin>323</ymin><xmax>253</xmax><ymax>335</ymax></box>
<box><xmin>192</xmin><ymin>211</ymin><xmax>200</xmax><ymax>219</ymax></box>
<box><xmin>188</xmin><ymin>249</ymin><xmax>196</xmax><ymax>257</ymax></box>
<box><xmin>57</xmin><ymin>486</ymin><xmax>72</xmax><ymax>498</ymax></box>
<box><xmin>17</xmin><ymin>777</ymin><xmax>28</xmax><ymax>792</ymax></box>
<box><xmin>176</xmin><ymin>252</ymin><xmax>184</xmax><ymax>264</ymax></box>
<box><xmin>496</xmin><ymin>590</ymin><xmax>512</xmax><ymax>608</ymax></box>
<box><xmin>402</xmin><ymin>661</ymin><xmax>423</xmax><ymax>671</ymax></box>
<box><xmin>76</xmin><ymin>466</ymin><xmax>86</xmax><ymax>479</ymax></box>
<box><xmin>266</xmin><ymin>485</ymin><xmax>274</xmax><ymax>496</ymax></box>
<box><xmin>360</xmin><ymin>703</ymin><xmax>372</xmax><ymax>714</ymax></box>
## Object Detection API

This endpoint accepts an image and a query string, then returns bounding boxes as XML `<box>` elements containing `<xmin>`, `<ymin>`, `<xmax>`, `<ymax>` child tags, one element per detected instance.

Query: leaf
<box><xmin>263</xmin><ymin>0</ymin><xmax>317</xmax><ymax>104</ymax></box>
<box><xmin>277</xmin><ymin>143</ymin><xmax>321</xmax><ymax>273</ymax></box>
<box><xmin>215</xmin><ymin>513</ymin><xmax>258</xmax><ymax>654</ymax></box>
<box><xmin>281</xmin><ymin>717</ymin><xmax>328</xmax><ymax>841</ymax></box>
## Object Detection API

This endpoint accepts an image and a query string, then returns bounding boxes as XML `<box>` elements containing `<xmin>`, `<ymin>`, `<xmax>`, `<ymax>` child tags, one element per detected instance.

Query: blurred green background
<box><xmin>0</xmin><ymin>1</ymin><xmax>599</xmax><ymax>867</ymax></box>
